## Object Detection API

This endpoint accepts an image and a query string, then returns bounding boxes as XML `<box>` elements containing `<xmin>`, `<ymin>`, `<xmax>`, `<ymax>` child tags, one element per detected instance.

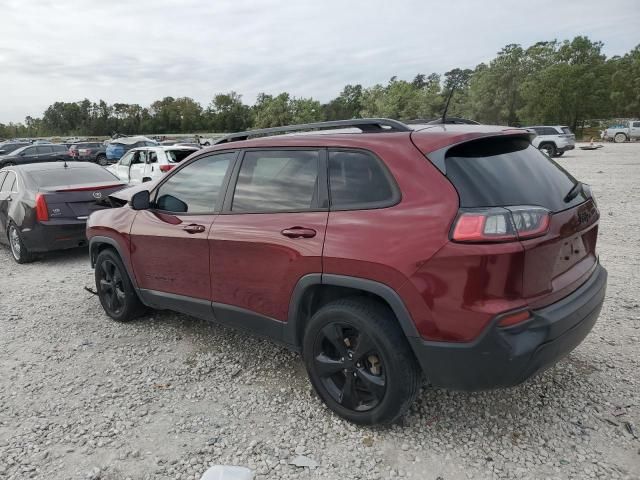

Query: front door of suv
<box><xmin>129</xmin><ymin>151</ymin><xmax>236</xmax><ymax>306</ymax></box>
<box><xmin>209</xmin><ymin>149</ymin><xmax>328</xmax><ymax>323</ymax></box>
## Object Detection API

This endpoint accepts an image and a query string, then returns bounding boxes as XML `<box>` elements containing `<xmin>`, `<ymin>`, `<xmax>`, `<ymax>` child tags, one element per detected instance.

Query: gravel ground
<box><xmin>0</xmin><ymin>143</ymin><xmax>638</xmax><ymax>480</ymax></box>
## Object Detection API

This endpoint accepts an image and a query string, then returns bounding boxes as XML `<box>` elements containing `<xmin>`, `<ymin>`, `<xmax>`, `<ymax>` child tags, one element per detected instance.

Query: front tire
<box><xmin>614</xmin><ymin>133</ymin><xmax>627</xmax><ymax>143</ymax></box>
<box><xmin>96</xmin><ymin>155</ymin><xmax>108</xmax><ymax>166</ymax></box>
<box><xmin>95</xmin><ymin>249</ymin><xmax>145</xmax><ymax>322</ymax></box>
<box><xmin>302</xmin><ymin>298</ymin><xmax>421</xmax><ymax>425</ymax></box>
<box><xmin>8</xmin><ymin>223</ymin><xmax>34</xmax><ymax>264</ymax></box>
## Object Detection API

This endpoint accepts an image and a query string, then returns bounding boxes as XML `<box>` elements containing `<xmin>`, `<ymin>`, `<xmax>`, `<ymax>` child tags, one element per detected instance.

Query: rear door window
<box><xmin>166</xmin><ymin>149</ymin><xmax>195</xmax><ymax>163</ymax></box>
<box><xmin>36</xmin><ymin>146</ymin><xmax>54</xmax><ymax>154</ymax></box>
<box><xmin>328</xmin><ymin>150</ymin><xmax>398</xmax><ymax>209</ymax></box>
<box><xmin>444</xmin><ymin>136</ymin><xmax>587</xmax><ymax>212</ymax></box>
<box><xmin>231</xmin><ymin>150</ymin><xmax>320</xmax><ymax>212</ymax></box>
<box><xmin>561</xmin><ymin>127</ymin><xmax>573</xmax><ymax>135</ymax></box>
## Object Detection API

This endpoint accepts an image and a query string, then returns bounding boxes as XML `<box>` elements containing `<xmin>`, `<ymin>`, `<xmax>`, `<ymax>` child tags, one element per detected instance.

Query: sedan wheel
<box><xmin>8</xmin><ymin>224</ymin><xmax>33</xmax><ymax>264</ymax></box>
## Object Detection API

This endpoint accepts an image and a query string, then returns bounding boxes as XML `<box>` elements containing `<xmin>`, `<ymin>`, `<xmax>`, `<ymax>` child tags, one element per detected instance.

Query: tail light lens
<box><xmin>452</xmin><ymin>206</ymin><xmax>550</xmax><ymax>243</ymax></box>
<box><xmin>159</xmin><ymin>164</ymin><xmax>175</xmax><ymax>172</ymax></box>
<box><xmin>35</xmin><ymin>193</ymin><xmax>49</xmax><ymax>221</ymax></box>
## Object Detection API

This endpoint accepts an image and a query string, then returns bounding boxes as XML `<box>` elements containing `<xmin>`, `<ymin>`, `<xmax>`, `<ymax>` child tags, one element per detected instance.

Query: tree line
<box><xmin>2</xmin><ymin>36</ymin><xmax>638</xmax><ymax>139</ymax></box>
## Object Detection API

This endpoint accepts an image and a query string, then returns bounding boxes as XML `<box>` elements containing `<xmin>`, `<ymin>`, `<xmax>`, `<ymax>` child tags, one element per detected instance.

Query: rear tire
<box><xmin>96</xmin><ymin>155</ymin><xmax>108</xmax><ymax>166</ymax></box>
<box><xmin>614</xmin><ymin>133</ymin><xmax>627</xmax><ymax>143</ymax></box>
<box><xmin>95</xmin><ymin>249</ymin><xmax>145</xmax><ymax>322</ymax></box>
<box><xmin>539</xmin><ymin>143</ymin><xmax>556</xmax><ymax>157</ymax></box>
<box><xmin>302</xmin><ymin>298</ymin><xmax>421</xmax><ymax>425</ymax></box>
<box><xmin>8</xmin><ymin>223</ymin><xmax>34</xmax><ymax>264</ymax></box>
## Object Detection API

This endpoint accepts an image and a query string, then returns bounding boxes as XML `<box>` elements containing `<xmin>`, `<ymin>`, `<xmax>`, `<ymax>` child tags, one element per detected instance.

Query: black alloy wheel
<box><xmin>94</xmin><ymin>249</ymin><xmax>145</xmax><ymax>322</ymax></box>
<box><xmin>313</xmin><ymin>322</ymin><xmax>386</xmax><ymax>412</ymax></box>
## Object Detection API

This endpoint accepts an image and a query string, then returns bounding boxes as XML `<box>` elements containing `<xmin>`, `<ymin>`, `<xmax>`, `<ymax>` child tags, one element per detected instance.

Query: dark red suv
<box><xmin>87</xmin><ymin>119</ymin><xmax>607</xmax><ymax>425</ymax></box>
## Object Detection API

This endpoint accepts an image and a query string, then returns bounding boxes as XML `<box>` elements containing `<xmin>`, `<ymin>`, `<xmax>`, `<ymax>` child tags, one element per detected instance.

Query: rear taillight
<box><xmin>159</xmin><ymin>164</ymin><xmax>175</xmax><ymax>172</ymax></box>
<box><xmin>452</xmin><ymin>206</ymin><xmax>550</xmax><ymax>243</ymax></box>
<box><xmin>35</xmin><ymin>193</ymin><xmax>49</xmax><ymax>221</ymax></box>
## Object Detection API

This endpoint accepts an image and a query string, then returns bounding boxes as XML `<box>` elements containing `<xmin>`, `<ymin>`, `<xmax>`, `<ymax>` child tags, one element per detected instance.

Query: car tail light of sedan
<box><xmin>35</xmin><ymin>193</ymin><xmax>49</xmax><ymax>221</ymax></box>
<box><xmin>451</xmin><ymin>206</ymin><xmax>550</xmax><ymax>243</ymax></box>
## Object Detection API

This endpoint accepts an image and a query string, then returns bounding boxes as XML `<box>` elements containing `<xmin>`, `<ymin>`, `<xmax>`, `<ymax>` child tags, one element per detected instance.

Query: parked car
<box><xmin>106</xmin><ymin>136</ymin><xmax>157</xmax><ymax>162</ymax></box>
<box><xmin>87</xmin><ymin>118</ymin><xmax>606</xmax><ymax>425</ymax></box>
<box><xmin>604</xmin><ymin>120</ymin><xmax>640</xmax><ymax>143</ymax></box>
<box><xmin>72</xmin><ymin>142</ymin><xmax>108</xmax><ymax>165</ymax></box>
<box><xmin>0</xmin><ymin>144</ymin><xmax>70</xmax><ymax>168</ymax></box>
<box><xmin>0</xmin><ymin>162</ymin><xmax>126</xmax><ymax>263</ymax></box>
<box><xmin>527</xmin><ymin>125</ymin><xmax>575</xmax><ymax>157</ymax></box>
<box><xmin>107</xmin><ymin>146</ymin><xmax>199</xmax><ymax>184</ymax></box>
<box><xmin>0</xmin><ymin>142</ymin><xmax>30</xmax><ymax>156</ymax></box>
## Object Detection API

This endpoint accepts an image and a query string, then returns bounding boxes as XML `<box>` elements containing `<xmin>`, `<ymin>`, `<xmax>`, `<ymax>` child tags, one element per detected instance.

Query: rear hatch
<box><xmin>560</xmin><ymin>126</ymin><xmax>576</xmax><ymax>145</ymax></box>
<box><xmin>442</xmin><ymin>135</ymin><xmax>598</xmax><ymax>307</ymax></box>
<box><xmin>27</xmin><ymin>167</ymin><xmax>126</xmax><ymax>220</ymax></box>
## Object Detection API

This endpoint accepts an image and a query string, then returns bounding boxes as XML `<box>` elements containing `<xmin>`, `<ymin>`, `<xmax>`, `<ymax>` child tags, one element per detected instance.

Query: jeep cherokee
<box><xmin>87</xmin><ymin>119</ymin><xmax>607</xmax><ymax>425</ymax></box>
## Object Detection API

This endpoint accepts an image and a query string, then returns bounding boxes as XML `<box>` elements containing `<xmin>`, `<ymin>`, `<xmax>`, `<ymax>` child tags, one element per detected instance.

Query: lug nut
<box><xmin>356</xmin><ymin>362</ymin><xmax>361</xmax><ymax>368</ymax></box>
<box><xmin>353</xmin><ymin>372</ymin><xmax>357</xmax><ymax>377</ymax></box>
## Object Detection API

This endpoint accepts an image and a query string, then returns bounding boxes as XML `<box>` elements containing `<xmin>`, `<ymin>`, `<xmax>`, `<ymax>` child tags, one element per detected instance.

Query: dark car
<box><xmin>87</xmin><ymin>118</ymin><xmax>606</xmax><ymax>425</ymax></box>
<box><xmin>0</xmin><ymin>162</ymin><xmax>126</xmax><ymax>263</ymax></box>
<box><xmin>0</xmin><ymin>142</ymin><xmax>30</xmax><ymax>156</ymax></box>
<box><xmin>0</xmin><ymin>144</ymin><xmax>70</xmax><ymax>168</ymax></box>
<box><xmin>74</xmin><ymin>142</ymin><xmax>108</xmax><ymax>165</ymax></box>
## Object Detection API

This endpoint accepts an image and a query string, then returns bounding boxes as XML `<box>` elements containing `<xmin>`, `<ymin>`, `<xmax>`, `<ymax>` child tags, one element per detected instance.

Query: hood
<box><xmin>108</xmin><ymin>180</ymin><xmax>157</xmax><ymax>203</ymax></box>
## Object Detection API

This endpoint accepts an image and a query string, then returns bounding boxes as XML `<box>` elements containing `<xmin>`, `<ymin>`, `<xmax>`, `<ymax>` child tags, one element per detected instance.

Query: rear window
<box><xmin>561</xmin><ymin>127</ymin><xmax>573</xmax><ymax>135</ymax></box>
<box><xmin>166</xmin><ymin>149</ymin><xmax>195</xmax><ymax>163</ymax></box>
<box><xmin>27</xmin><ymin>167</ymin><xmax>119</xmax><ymax>188</ymax></box>
<box><xmin>444</xmin><ymin>137</ymin><xmax>587</xmax><ymax>212</ymax></box>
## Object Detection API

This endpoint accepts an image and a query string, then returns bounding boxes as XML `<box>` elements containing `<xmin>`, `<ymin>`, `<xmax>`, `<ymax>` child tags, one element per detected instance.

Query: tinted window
<box><xmin>329</xmin><ymin>150</ymin><xmax>396</xmax><ymax>208</ymax></box>
<box><xmin>54</xmin><ymin>145</ymin><xmax>69</xmax><ymax>152</ymax></box>
<box><xmin>22</xmin><ymin>147</ymin><xmax>36</xmax><ymax>156</ymax></box>
<box><xmin>1</xmin><ymin>172</ymin><xmax>17</xmax><ymax>192</ymax></box>
<box><xmin>27</xmin><ymin>167</ymin><xmax>119</xmax><ymax>187</ymax></box>
<box><xmin>36</xmin><ymin>146</ymin><xmax>53</xmax><ymax>154</ymax></box>
<box><xmin>232</xmin><ymin>150</ymin><xmax>319</xmax><ymax>212</ymax></box>
<box><xmin>444</xmin><ymin>137</ymin><xmax>586</xmax><ymax>212</ymax></box>
<box><xmin>155</xmin><ymin>153</ymin><xmax>233</xmax><ymax>213</ymax></box>
<box><xmin>633</xmin><ymin>122</ymin><xmax>640</xmax><ymax>128</ymax></box>
<box><xmin>166</xmin><ymin>149</ymin><xmax>195</xmax><ymax>163</ymax></box>
<box><xmin>561</xmin><ymin>127</ymin><xmax>573</xmax><ymax>135</ymax></box>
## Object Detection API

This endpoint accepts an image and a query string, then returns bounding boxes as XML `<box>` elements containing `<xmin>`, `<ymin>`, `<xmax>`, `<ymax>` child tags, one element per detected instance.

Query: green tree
<box><xmin>206</xmin><ymin>91</ymin><xmax>252</xmax><ymax>132</ymax></box>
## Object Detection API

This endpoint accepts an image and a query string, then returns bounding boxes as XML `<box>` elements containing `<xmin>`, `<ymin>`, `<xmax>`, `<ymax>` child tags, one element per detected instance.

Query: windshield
<box><xmin>5</xmin><ymin>145</ymin><xmax>29</xmax><ymax>156</ymax></box>
<box><xmin>444</xmin><ymin>136</ymin><xmax>588</xmax><ymax>212</ymax></box>
<box><xmin>28</xmin><ymin>167</ymin><xmax>120</xmax><ymax>187</ymax></box>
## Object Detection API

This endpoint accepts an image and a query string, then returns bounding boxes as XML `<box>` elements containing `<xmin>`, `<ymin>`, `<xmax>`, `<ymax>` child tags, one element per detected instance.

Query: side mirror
<box><xmin>131</xmin><ymin>190</ymin><xmax>150</xmax><ymax>210</ymax></box>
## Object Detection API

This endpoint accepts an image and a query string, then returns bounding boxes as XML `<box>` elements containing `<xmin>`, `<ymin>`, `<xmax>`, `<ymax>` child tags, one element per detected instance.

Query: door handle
<box><xmin>183</xmin><ymin>224</ymin><xmax>206</xmax><ymax>234</ymax></box>
<box><xmin>281</xmin><ymin>227</ymin><xmax>317</xmax><ymax>238</ymax></box>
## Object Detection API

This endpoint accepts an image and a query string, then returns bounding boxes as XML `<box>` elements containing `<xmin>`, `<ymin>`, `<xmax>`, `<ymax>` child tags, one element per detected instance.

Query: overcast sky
<box><xmin>1</xmin><ymin>0</ymin><xmax>639</xmax><ymax>123</ymax></box>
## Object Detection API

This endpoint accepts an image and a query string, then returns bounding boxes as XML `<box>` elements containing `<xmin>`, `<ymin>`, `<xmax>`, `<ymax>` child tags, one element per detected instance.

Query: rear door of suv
<box><xmin>209</xmin><ymin>148</ymin><xmax>328</xmax><ymax>324</ymax></box>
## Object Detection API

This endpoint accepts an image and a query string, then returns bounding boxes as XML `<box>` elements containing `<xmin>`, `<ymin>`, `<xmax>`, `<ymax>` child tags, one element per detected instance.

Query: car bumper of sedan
<box><xmin>409</xmin><ymin>263</ymin><xmax>607</xmax><ymax>390</ymax></box>
<box><xmin>21</xmin><ymin>220</ymin><xmax>88</xmax><ymax>253</ymax></box>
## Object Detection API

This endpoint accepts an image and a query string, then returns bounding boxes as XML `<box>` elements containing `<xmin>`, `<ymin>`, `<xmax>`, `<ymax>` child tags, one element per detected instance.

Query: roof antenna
<box><xmin>441</xmin><ymin>82</ymin><xmax>457</xmax><ymax>124</ymax></box>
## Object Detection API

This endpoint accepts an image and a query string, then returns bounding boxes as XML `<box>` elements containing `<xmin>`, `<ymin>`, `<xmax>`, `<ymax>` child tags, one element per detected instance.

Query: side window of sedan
<box><xmin>154</xmin><ymin>152</ymin><xmax>235</xmax><ymax>214</ymax></box>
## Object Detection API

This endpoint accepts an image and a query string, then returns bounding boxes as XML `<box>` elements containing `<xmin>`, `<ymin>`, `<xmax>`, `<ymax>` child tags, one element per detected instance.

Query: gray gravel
<box><xmin>0</xmin><ymin>143</ymin><xmax>639</xmax><ymax>480</ymax></box>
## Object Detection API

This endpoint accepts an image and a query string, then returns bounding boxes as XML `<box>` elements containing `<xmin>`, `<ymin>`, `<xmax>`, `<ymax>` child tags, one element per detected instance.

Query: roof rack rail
<box><xmin>213</xmin><ymin>118</ymin><xmax>411</xmax><ymax>145</ymax></box>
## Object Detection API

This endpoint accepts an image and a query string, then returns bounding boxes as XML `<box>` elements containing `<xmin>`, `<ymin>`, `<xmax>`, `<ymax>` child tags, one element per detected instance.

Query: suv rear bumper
<box><xmin>409</xmin><ymin>263</ymin><xmax>607</xmax><ymax>390</ymax></box>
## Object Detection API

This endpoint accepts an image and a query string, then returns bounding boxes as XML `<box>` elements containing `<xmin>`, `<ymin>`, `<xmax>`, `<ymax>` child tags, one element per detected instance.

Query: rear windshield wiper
<box><xmin>564</xmin><ymin>181</ymin><xmax>583</xmax><ymax>203</ymax></box>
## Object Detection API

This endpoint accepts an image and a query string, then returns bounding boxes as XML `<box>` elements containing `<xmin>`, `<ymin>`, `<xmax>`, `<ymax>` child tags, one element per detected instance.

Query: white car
<box><xmin>106</xmin><ymin>146</ymin><xmax>199</xmax><ymax>184</ymax></box>
<box><xmin>527</xmin><ymin>125</ymin><xmax>576</xmax><ymax>157</ymax></box>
